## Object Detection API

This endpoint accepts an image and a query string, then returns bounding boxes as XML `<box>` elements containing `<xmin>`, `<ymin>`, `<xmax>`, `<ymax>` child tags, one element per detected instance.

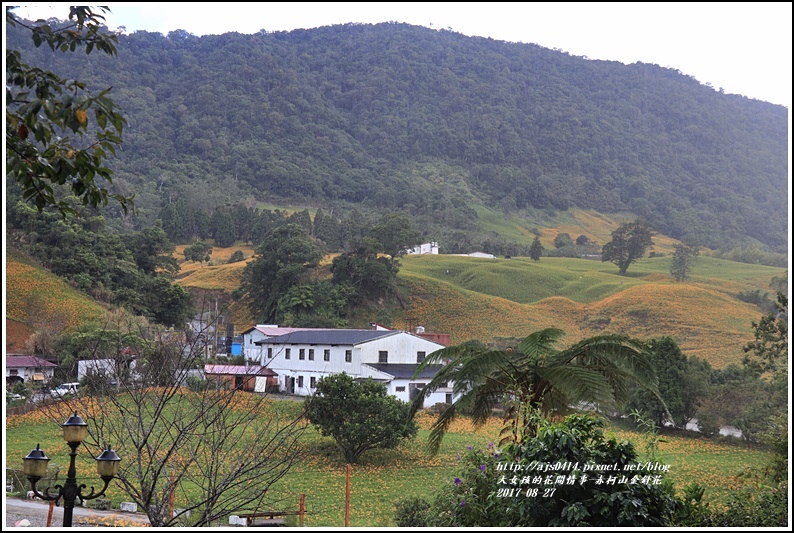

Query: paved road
<box><xmin>5</xmin><ymin>496</ymin><xmax>151</xmax><ymax>527</ymax></box>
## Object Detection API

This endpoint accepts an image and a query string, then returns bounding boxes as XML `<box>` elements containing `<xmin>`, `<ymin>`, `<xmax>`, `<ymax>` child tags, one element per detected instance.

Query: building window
<box><xmin>10</xmin><ymin>369</ymin><xmax>19</xmax><ymax>376</ymax></box>
<box><xmin>249</xmin><ymin>338</ymin><xmax>252</xmax><ymax>344</ymax></box>
<box><xmin>310</xmin><ymin>377</ymin><xmax>316</xmax><ymax>388</ymax></box>
<box><xmin>299</xmin><ymin>348</ymin><xmax>305</xmax><ymax>360</ymax></box>
<box><xmin>417</xmin><ymin>351</ymin><xmax>426</xmax><ymax>363</ymax></box>
<box><xmin>267</xmin><ymin>347</ymin><xmax>273</xmax><ymax>359</ymax></box>
<box><xmin>378</xmin><ymin>351</ymin><xmax>388</xmax><ymax>363</ymax></box>
<box><xmin>285</xmin><ymin>348</ymin><xmax>291</xmax><ymax>360</ymax></box>
<box><xmin>396</xmin><ymin>386</ymin><xmax>405</xmax><ymax>392</ymax></box>
<box><xmin>298</xmin><ymin>376</ymin><xmax>304</xmax><ymax>388</ymax></box>
<box><xmin>324</xmin><ymin>349</ymin><xmax>330</xmax><ymax>361</ymax></box>
<box><xmin>345</xmin><ymin>350</ymin><xmax>352</xmax><ymax>363</ymax></box>
<box><xmin>439</xmin><ymin>382</ymin><xmax>448</xmax><ymax>388</ymax></box>
<box><xmin>308</xmin><ymin>349</ymin><xmax>314</xmax><ymax>361</ymax></box>
<box><xmin>446</xmin><ymin>393</ymin><xmax>453</xmax><ymax>404</ymax></box>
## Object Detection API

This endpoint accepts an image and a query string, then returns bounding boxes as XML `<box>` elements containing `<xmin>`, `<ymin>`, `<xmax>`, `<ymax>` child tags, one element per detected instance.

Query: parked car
<box><xmin>6</xmin><ymin>392</ymin><xmax>24</xmax><ymax>402</ymax></box>
<box><xmin>50</xmin><ymin>382</ymin><xmax>80</xmax><ymax>398</ymax></box>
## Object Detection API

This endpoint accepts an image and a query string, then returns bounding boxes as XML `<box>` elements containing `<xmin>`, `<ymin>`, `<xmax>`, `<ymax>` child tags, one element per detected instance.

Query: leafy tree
<box><xmin>601</xmin><ymin>220</ymin><xmax>656</xmax><ymax>275</ymax></box>
<box><xmin>575</xmin><ymin>234</ymin><xmax>591</xmax><ymax>245</ymax></box>
<box><xmin>227</xmin><ymin>250</ymin><xmax>245</xmax><ymax>263</ymax></box>
<box><xmin>5</xmin><ymin>6</ymin><xmax>132</xmax><ymax>215</ymax></box>
<box><xmin>240</xmin><ymin>223</ymin><xmax>323</xmax><ymax>323</ymax></box>
<box><xmin>210</xmin><ymin>210</ymin><xmax>237</xmax><ymax>247</ymax></box>
<box><xmin>424</xmin><ymin>413</ymin><xmax>678</xmax><ymax>527</ymax></box>
<box><xmin>304</xmin><ymin>373</ymin><xmax>418</xmax><ymax>463</ymax></box>
<box><xmin>313</xmin><ymin>208</ymin><xmax>344</xmax><ymax>250</ymax></box>
<box><xmin>670</xmin><ymin>242</ymin><xmax>699</xmax><ymax>281</ymax></box>
<box><xmin>553</xmin><ymin>232</ymin><xmax>573</xmax><ymax>248</ymax></box>
<box><xmin>411</xmin><ymin>327</ymin><xmax>662</xmax><ymax>454</ymax></box>
<box><xmin>276</xmin><ymin>280</ymin><xmax>354</xmax><ymax>327</ymax></box>
<box><xmin>370</xmin><ymin>212</ymin><xmax>421</xmax><ymax>262</ymax></box>
<box><xmin>331</xmin><ymin>237</ymin><xmax>399</xmax><ymax>301</ymax></box>
<box><xmin>529</xmin><ymin>236</ymin><xmax>543</xmax><ymax>261</ymax></box>
<box><xmin>624</xmin><ymin>338</ymin><xmax>710</xmax><ymax>429</ymax></box>
<box><xmin>742</xmin><ymin>292</ymin><xmax>787</xmax><ymax>376</ymax></box>
<box><xmin>183</xmin><ymin>241</ymin><xmax>213</xmax><ymax>264</ymax></box>
<box><xmin>122</xmin><ymin>220</ymin><xmax>179</xmax><ymax>276</ymax></box>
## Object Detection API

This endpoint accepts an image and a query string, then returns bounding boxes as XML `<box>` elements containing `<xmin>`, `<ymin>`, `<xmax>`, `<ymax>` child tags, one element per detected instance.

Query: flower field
<box><xmin>5</xmin><ymin>397</ymin><xmax>773</xmax><ymax>527</ymax></box>
<box><xmin>5</xmin><ymin>254</ymin><xmax>104</xmax><ymax>333</ymax></box>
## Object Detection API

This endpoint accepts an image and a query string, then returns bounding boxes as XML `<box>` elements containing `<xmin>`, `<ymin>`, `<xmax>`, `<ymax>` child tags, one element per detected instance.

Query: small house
<box><xmin>5</xmin><ymin>355</ymin><xmax>58</xmax><ymax>387</ymax></box>
<box><xmin>204</xmin><ymin>364</ymin><xmax>278</xmax><ymax>392</ymax></box>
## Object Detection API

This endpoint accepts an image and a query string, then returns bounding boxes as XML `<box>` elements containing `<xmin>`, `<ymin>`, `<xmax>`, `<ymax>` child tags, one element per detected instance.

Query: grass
<box><xmin>5</xmin><ymin>396</ymin><xmax>773</xmax><ymax>527</ymax></box>
<box><xmin>394</xmin><ymin>254</ymin><xmax>784</xmax><ymax>368</ymax></box>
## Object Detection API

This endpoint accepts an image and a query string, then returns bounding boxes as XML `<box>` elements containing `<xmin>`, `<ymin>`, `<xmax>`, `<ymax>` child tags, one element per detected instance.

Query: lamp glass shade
<box><xmin>23</xmin><ymin>444</ymin><xmax>50</xmax><ymax>477</ymax></box>
<box><xmin>62</xmin><ymin>412</ymin><xmax>88</xmax><ymax>443</ymax></box>
<box><xmin>96</xmin><ymin>447</ymin><xmax>121</xmax><ymax>477</ymax></box>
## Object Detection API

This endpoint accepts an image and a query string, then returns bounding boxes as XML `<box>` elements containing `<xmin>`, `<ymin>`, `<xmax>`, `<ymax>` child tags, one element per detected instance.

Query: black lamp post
<box><xmin>23</xmin><ymin>412</ymin><xmax>121</xmax><ymax>527</ymax></box>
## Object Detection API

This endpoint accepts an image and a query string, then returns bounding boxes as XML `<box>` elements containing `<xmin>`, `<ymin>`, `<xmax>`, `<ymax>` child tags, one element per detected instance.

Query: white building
<box><xmin>241</xmin><ymin>325</ymin><xmax>332</xmax><ymax>362</ymax></box>
<box><xmin>406</xmin><ymin>242</ymin><xmax>439</xmax><ymax>255</ymax></box>
<box><xmin>254</xmin><ymin>328</ymin><xmax>454</xmax><ymax>406</ymax></box>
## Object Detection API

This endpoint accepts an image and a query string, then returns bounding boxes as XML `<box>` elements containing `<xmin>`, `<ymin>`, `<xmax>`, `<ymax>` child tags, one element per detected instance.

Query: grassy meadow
<box><xmin>164</xmin><ymin>208</ymin><xmax>784</xmax><ymax>370</ymax></box>
<box><xmin>393</xmin><ymin>253</ymin><xmax>784</xmax><ymax>369</ymax></box>
<box><xmin>5</xmin><ymin>395</ymin><xmax>772</xmax><ymax>527</ymax></box>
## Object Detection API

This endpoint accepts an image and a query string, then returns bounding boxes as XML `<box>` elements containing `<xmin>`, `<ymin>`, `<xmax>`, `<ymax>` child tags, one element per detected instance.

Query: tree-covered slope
<box><xmin>6</xmin><ymin>20</ymin><xmax>788</xmax><ymax>251</ymax></box>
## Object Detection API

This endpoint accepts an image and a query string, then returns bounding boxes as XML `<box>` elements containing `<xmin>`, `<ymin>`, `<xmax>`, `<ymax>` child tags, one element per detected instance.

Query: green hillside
<box><xmin>391</xmin><ymin>253</ymin><xmax>783</xmax><ymax>369</ymax></box>
<box><xmin>6</xmin><ymin>18</ymin><xmax>787</xmax><ymax>252</ymax></box>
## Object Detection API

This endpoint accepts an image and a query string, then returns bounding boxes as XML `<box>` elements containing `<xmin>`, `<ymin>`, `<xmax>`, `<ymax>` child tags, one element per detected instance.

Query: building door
<box><xmin>409</xmin><ymin>383</ymin><xmax>425</xmax><ymax>407</ymax></box>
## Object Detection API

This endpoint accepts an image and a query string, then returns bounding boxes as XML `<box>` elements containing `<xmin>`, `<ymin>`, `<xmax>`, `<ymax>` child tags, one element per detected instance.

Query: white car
<box><xmin>50</xmin><ymin>382</ymin><xmax>80</xmax><ymax>398</ymax></box>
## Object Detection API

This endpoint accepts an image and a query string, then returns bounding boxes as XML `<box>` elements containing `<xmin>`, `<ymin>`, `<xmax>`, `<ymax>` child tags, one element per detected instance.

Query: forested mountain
<box><xmin>6</xmin><ymin>20</ymin><xmax>789</xmax><ymax>252</ymax></box>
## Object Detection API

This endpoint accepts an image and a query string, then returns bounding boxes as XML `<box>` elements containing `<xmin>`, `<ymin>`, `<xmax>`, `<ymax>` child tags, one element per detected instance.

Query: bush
<box><xmin>394</xmin><ymin>497</ymin><xmax>431</xmax><ymax>527</ymax></box>
<box><xmin>228</xmin><ymin>250</ymin><xmax>245</xmax><ymax>263</ymax></box>
<box><xmin>427</xmin><ymin>414</ymin><xmax>679</xmax><ymax>527</ymax></box>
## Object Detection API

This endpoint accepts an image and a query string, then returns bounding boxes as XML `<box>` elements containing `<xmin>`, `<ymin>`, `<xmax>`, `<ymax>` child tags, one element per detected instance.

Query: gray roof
<box><xmin>256</xmin><ymin>329</ymin><xmax>397</xmax><ymax>346</ymax></box>
<box><xmin>364</xmin><ymin>363</ymin><xmax>444</xmax><ymax>379</ymax></box>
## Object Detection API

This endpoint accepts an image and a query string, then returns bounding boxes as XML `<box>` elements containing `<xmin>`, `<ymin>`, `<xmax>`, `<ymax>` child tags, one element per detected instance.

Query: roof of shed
<box><xmin>204</xmin><ymin>364</ymin><xmax>277</xmax><ymax>376</ymax></box>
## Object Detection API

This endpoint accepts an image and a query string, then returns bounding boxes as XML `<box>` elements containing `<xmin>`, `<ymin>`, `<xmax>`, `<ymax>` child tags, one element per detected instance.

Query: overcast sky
<box><xmin>8</xmin><ymin>2</ymin><xmax>793</xmax><ymax>108</ymax></box>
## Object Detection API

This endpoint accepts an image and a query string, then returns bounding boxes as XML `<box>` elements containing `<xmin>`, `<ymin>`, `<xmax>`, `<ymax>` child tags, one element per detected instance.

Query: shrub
<box><xmin>228</xmin><ymin>250</ymin><xmax>245</xmax><ymax>263</ymax></box>
<box><xmin>427</xmin><ymin>413</ymin><xmax>679</xmax><ymax>527</ymax></box>
<box><xmin>394</xmin><ymin>497</ymin><xmax>431</xmax><ymax>527</ymax></box>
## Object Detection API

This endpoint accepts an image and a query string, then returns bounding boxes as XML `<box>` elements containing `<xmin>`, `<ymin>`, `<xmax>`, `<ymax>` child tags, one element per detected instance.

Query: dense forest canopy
<box><xmin>5</xmin><ymin>20</ymin><xmax>788</xmax><ymax>253</ymax></box>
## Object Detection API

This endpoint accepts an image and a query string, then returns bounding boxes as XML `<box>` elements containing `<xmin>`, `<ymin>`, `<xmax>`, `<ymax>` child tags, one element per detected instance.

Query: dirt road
<box><xmin>4</xmin><ymin>496</ymin><xmax>151</xmax><ymax>527</ymax></box>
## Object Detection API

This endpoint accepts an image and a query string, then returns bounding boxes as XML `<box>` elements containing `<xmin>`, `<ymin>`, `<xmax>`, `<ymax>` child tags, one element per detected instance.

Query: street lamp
<box><xmin>23</xmin><ymin>411</ymin><xmax>121</xmax><ymax>527</ymax></box>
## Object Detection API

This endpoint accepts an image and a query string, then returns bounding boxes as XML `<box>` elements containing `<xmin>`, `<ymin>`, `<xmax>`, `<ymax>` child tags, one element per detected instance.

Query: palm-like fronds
<box><xmin>412</xmin><ymin>328</ymin><xmax>665</xmax><ymax>455</ymax></box>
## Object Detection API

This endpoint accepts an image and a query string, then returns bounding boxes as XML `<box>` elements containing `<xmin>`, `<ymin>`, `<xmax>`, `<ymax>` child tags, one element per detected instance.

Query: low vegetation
<box><xmin>4</xmin><ymin>399</ymin><xmax>776</xmax><ymax>527</ymax></box>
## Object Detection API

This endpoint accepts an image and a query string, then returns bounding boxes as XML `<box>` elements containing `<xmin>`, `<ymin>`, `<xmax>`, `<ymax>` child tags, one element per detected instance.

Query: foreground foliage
<box><xmin>411</xmin><ymin>327</ymin><xmax>662</xmax><ymax>453</ymax></box>
<box><xmin>403</xmin><ymin>413</ymin><xmax>679</xmax><ymax>527</ymax></box>
<box><xmin>6</xmin><ymin>6</ymin><xmax>132</xmax><ymax>215</ymax></box>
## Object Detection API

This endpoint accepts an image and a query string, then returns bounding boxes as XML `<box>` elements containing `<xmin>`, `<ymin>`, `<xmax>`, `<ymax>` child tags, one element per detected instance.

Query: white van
<box><xmin>51</xmin><ymin>382</ymin><xmax>80</xmax><ymax>398</ymax></box>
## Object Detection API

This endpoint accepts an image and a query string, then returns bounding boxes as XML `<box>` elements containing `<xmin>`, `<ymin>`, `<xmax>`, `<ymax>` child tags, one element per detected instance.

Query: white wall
<box><xmin>257</xmin><ymin>331</ymin><xmax>446</xmax><ymax>397</ymax></box>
